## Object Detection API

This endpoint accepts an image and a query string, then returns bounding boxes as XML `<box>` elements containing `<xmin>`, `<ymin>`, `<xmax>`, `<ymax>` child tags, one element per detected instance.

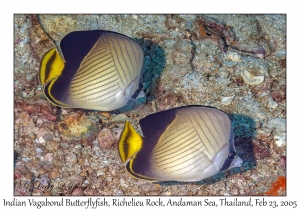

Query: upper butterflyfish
<box><xmin>39</xmin><ymin>30</ymin><xmax>145</xmax><ymax>112</ymax></box>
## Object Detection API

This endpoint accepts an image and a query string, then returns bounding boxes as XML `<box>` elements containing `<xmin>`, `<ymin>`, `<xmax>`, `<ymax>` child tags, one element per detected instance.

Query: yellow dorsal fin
<box><xmin>39</xmin><ymin>48</ymin><xmax>65</xmax><ymax>85</ymax></box>
<box><xmin>118</xmin><ymin>121</ymin><xmax>143</xmax><ymax>163</ymax></box>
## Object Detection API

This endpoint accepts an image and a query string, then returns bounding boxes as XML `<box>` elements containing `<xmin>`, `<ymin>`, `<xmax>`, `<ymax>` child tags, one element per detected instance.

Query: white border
<box><xmin>2</xmin><ymin>1</ymin><xmax>298</xmax><ymax>209</ymax></box>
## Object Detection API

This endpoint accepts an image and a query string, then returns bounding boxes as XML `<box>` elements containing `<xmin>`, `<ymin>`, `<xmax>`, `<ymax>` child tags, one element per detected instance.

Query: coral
<box><xmin>15</xmin><ymin>99</ymin><xmax>58</xmax><ymax>121</ymax></box>
<box><xmin>58</xmin><ymin>111</ymin><xmax>99</xmax><ymax>140</ymax></box>
<box><xmin>241</xmin><ymin>70</ymin><xmax>264</xmax><ymax>86</ymax></box>
<box><xmin>197</xmin><ymin>17</ymin><xmax>237</xmax><ymax>46</ymax></box>
<box><xmin>97</xmin><ymin>128</ymin><xmax>117</xmax><ymax>149</ymax></box>
<box><xmin>264</xmin><ymin>176</ymin><xmax>286</xmax><ymax>196</ymax></box>
<box><xmin>271</xmin><ymin>89</ymin><xmax>286</xmax><ymax>103</ymax></box>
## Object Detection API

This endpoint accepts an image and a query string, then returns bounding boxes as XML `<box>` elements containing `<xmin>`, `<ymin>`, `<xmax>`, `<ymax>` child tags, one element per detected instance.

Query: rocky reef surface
<box><xmin>14</xmin><ymin>14</ymin><xmax>286</xmax><ymax>196</ymax></box>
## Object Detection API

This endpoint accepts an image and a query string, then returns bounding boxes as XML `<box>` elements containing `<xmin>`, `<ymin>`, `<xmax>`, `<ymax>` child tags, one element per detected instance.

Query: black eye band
<box><xmin>219</xmin><ymin>151</ymin><xmax>237</xmax><ymax>172</ymax></box>
<box><xmin>131</xmin><ymin>83</ymin><xmax>144</xmax><ymax>99</ymax></box>
<box><xmin>228</xmin><ymin>151</ymin><xmax>236</xmax><ymax>159</ymax></box>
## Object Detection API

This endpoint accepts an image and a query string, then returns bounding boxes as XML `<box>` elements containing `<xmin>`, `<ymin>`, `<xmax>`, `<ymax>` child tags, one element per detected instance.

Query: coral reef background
<box><xmin>14</xmin><ymin>14</ymin><xmax>286</xmax><ymax>196</ymax></box>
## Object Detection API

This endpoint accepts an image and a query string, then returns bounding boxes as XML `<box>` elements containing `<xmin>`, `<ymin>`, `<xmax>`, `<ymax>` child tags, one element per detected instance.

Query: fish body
<box><xmin>118</xmin><ymin>106</ymin><xmax>243</xmax><ymax>182</ymax></box>
<box><xmin>39</xmin><ymin>30</ymin><xmax>145</xmax><ymax>112</ymax></box>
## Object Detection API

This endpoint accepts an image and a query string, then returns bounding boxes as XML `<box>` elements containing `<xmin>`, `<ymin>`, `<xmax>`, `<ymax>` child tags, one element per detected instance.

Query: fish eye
<box><xmin>228</xmin><ymin>151</ymin><xmax>236</xmax><ymax>159</ymax></box>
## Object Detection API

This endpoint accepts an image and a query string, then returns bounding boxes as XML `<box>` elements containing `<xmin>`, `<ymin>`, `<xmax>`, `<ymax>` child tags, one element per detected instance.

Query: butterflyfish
<box><xmin>39</xmin><ymin>30</ymin><xmax>145</xmax><ymax>112</ymax></box>
<box><xmin>118</xmin><ymin>106</ymin><xmax>243</xmax><ymax>182</ymax></box>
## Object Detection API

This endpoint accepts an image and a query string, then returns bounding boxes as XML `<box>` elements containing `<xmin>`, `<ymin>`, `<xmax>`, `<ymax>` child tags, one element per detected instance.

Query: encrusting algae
<box><xmin>264</xmin><ymin>176</ymin><xmax>286</xmax><ymax>196</ymax></box>
<box><xmin>58</xmin><ymin>111</ymin><xmax>98</xmax><ymax>140</ymax></box>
